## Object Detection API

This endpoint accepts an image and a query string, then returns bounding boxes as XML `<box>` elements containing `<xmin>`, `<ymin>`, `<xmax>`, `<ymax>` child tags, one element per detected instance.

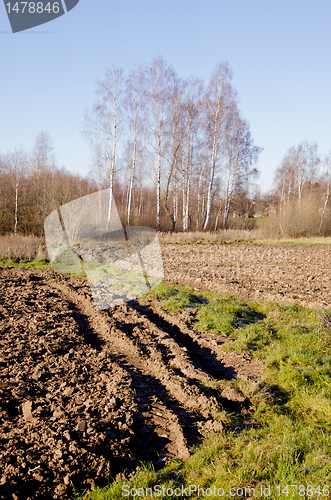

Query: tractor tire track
<box><xmin>1</xmin><ymin>267</ymin><xmax>262</xmax><ymax>499</ymax></box>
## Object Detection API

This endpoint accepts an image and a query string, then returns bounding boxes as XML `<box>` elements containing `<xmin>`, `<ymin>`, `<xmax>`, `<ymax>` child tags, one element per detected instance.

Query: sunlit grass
<box><xmin>74</xmin><ymin>282</ymin><xmax>331</xmax><ymax>499</ymax></box>
<box><xmin>0</xmin><ymin>258</ymin><xmax>51</xmax><ymax>270</ymax></box>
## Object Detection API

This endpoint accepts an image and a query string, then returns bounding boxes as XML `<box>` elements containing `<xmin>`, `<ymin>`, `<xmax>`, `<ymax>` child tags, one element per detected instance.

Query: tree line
<box><xmin>0</xmin><ymin>131</ymin><xmax>94</xmax><ymax>236</ymax></box>
<box><xmin>2</xmin><ymin>132</ymin><xmax>331</xmax><ymax>238</ymax></box>
<box><xmin>0</xmin><ymin>57</ymin><xmax>263</xmax><ymax>236</ymax></box>
<box><xmin>268</xmin><ymin>141</ymin><xmax>331</xmax><ymax>237</ymax></box>
<box><xmin>2</xmin><ymin>56</ymin><xmax>331</xmax><ymax>238</ymax></box>
<box><xmin>84</xmin><ymin>56</ymin><xmax>262</xmax><ymax>232</ymax></box>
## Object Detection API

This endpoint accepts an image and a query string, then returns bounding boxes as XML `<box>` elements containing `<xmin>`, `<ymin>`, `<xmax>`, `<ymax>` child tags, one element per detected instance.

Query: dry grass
<box><xmin>3</xmin><ymin>229</ymin><xmax>331</xmax><ymax>265</ymax></box>
<box><xmin>158</xmin><ymin>229</ymin><xmax>261</xmax><ymax>244</ymax></box>
<box><xmin>158</xmin><ymin>230</ymin><xmax>331</xmax><ymax>246</ymax></box>
<box><xmin>0</xmin><ymin>233</ymin><xmax>47</xmax><ymax>261</ymax></box>
<box><xmin>253</xmin><ymin>236</ymin><xmax>331</xmax><ymax>246</ymax></box>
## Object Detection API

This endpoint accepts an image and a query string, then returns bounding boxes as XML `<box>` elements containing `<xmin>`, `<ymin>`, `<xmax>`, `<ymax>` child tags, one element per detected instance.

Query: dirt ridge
<box><xmin>0</xmin><ymin>267</ymin><xmax>262</xmax><ymax>499</ymax></box>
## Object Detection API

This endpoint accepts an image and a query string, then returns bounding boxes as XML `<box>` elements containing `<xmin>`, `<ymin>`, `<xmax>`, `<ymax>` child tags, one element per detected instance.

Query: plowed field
<box><xmin>0</xmin><ymin>265</ymin><xmax>262</xmax><ymax>499</ymax></box>
<box><xmin>1</xmin><ymin>242</ymin><xmax>329</xmax><ymax>499</ymax></box>
<box><xmin>162</xmin><ymin>243</ymin><xmax>331</xmax><ymax>309</ymax></box>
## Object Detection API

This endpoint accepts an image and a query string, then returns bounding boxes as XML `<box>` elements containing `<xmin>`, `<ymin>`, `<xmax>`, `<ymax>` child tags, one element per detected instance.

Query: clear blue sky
<box><xmin>1</xmin><ymin>0</ymin><xmax>331</xmax><ymax>193</ymax></box>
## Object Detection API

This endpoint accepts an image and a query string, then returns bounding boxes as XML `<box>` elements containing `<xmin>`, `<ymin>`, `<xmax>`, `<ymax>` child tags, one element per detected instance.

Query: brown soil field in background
<box><xmin>162</xmin><ymin>243</ymin><xmax>331</xmax><ymax>309</ymax></box>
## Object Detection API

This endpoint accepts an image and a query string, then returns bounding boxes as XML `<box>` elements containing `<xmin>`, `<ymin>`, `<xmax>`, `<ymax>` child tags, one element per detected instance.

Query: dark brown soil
<box><xmin>0</xmin><ymin>266</ymin><xmax>262</xmax><ymax>499</ymax></box>
<box><xmin>162</xmin><ymin>243</ymin><xmax>331</xmax><ymax>309</ymax></box>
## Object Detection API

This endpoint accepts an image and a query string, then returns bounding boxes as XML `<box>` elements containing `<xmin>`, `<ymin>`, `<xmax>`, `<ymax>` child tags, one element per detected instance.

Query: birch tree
<box><xmin>274</xmin><ymin>149</ymin><xmax>293</xmax><ymax>233</ymax></box>
<box><xmin>203</xmin><ymin>62</ymin><xmax>236</xmax><ymax>230</ymax></box>
<box><xmin>4</xmin><ymin>148</ymin><xmax>28</xmax><ymax>235</ymax></box>
<box><xmin>319</xmin><ymin>152</ymin><xmax>331</xmax><ymax>234</ymax></box>
<box><xmin>293</xmin><ymin>141</ymin><xmax>320</xmax><ymax>206</ymax></box>
<box><xmin>145</xmin><ymin>56</ymin><xmax>177</xmax><ymax>230</ymax></box>
<box><xmin>125</xmin><ymin>66</ymin><xmax>145</xmax><ymax>225</ymax></box>
<box><xmin>162</xmin><ymin>77</ymin><xmax>187</xmax><ymax>231</ymax></box>
<box><xmin>84</xmin><ymin>66</ymin><xmax>126</xmax><ymax>226</ymax></box>
<box><xmin>32</xmin><ymin>130</ymin><xmax>55</xmax><ymax>219</ymax></box>
<box><xmin>220</xmin><ymin>116</ymin><xmax>261</xmax><ymax>228</ymax></box>
<box><xmin>196</xmin><ymin>144</ymin><xmax>208</xmax><ymax>230</ymax></box>
<box><xmin>276</xmin><ymin>141</ymin><xmax>320</xmax><ymax>206</ymax></box>
<box><xmin>180</xmin><ymin>77</ymin><xmax>204</xmax><ymax>231</ymax></box>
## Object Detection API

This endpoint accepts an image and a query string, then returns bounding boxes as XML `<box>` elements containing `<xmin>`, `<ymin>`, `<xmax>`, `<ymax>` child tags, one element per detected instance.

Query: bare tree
<box><xmin>84</xmin><ymin>66</ymin><xmax>126</xmax><ymax>226</ymax></box>
<box><xmin>125</xmin><ymin>65</ymin><xmax>145</xmax><ymax>225</ymax></box>
<box><xmin>145</xmin><ymin>56</ymin><xmax>177</xmax><ymax>230</ymax></box>
<box><xmin>162</xmin><ymin>77</ymin><xmax>188</xmax><ymax>231</ymax></box>
<box><xmin>179</xmin><ymin>77</ymin><xmax>204</xmax><ymax>232</ymax></box>
<box><xmin>292</xmin><ymin>141</ymin><xmax>320</xmax><ymax>206</ymax></box>
<box><xmin>196</xmin><ymin>144</ymin><xmax>208</xmax><ymax>230</ymax></box>
<box><xmin>31</xmin><ymin>130</ymin><xmax>55</xmax><ymax>218</ymax></box>
<box><xmin>203</xmin><ymin>62</ymin><xmax>236</xmax><ymax>230</ymax></box>
<box><xmin>220</xmin><ymin>116</ymin><xmax>262</xmax><ymax>228</ymax></box>
<box><xmin>3</xmin><ymin>148</ymin><xmax>28</xmax><ymax>235</ymax></box>
<box><xmin>319</xmin><ymin>152</ymin><xmax>331</xmax><ymax>234</ymax></box>
<box><xmin>33</xmin><ymin>130</ymin><xmax>54</xmax><ymax>167</ymax></box>
<box><xmin>275</xmin><ymin>141</ymin><xmax>320</xmax><ymax>207</ymax></box>
<box><xmin>274</xmin><ymin>151</ymin><xmax>297</xmax><ymax>234</ymax></box>
<box><xmin>81</xmin><ymin>58</ymin><xmax>266</xmax><ymax>232</ymax></box>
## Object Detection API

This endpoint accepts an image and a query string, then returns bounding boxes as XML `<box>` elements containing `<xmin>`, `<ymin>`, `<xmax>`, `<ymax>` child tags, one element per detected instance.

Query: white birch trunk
<box><xmin>156</xmin><ymin>92</ymin><xmax>162</xmax><ymax>230</ymax></box>
<box><xmin>157</xmin><ymin>138</ymin><xmax>161</xmax><ymax>230</ymax></box>
<box><xmin>319</xmin><ymin>158</ymin><xmax>330</xmax><ymax>234</ymax></box>
<box><xmin>203</xmin><ymin>95</ymin><xmax>222</xmax><ymax>230</ymax></box>
<box><xmin>196</xmin><ymin>146</ymin><xmax>207</xmax><ymax>230</ymax></box>
<box><xmin>203</xmin><ymin>140</ymin><xmax>217</xmax><ymax>230</ymax></box>
<box><xmin>127</xmin><ymin>75</ymin><xmax>139</xmax><ymax>226</ymax></box>
<box><xmin>14</xmin><ymin>183</ymin><xmax>18</xmax><ymax>236</ymax></box>
<box><xmin>223</xmin><ymin>166</ymin><xmax>235</xmax><ymax>227</ymax></box>
<box><xmin>173</xmin><ymin>160</ymin><xmax>178</xmax><ymax>227</ymax></box>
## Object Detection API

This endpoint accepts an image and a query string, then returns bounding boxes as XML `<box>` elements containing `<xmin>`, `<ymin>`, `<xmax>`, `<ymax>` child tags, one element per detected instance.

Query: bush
<box><xmin>0</xmin><ymin>233</ymin><xmax>46</xmax><ymax>261</ymax></box>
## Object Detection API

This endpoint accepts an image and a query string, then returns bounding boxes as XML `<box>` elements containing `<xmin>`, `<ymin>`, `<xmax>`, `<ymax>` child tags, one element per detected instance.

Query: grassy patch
<box><xmin>144</xmin><ymin>285</ymin><xmax>264</xmax><ymax>335</ymax></box>
<box><xmin>73</xmin><ymin>283</ymin><xmax>331</xmax><ymax>499</ymax></box>
<box><xmin>0</xmin><ymin>258</ymin><xmax>87</xmax><ymax>279</ymax></box>
<box><xmin>195</xmin><ymin>293</ymin><xmax>263</xmax><ymax>336</ymax></box>
<box><xmin>0</xmin><ymin>258</ymin><xmax>51</xmax><ymax>270</ymax></box>
<box><xmin>146</xmin><ymin>283</ymin><xmax>207</xmax><ymax>314</ymax></box>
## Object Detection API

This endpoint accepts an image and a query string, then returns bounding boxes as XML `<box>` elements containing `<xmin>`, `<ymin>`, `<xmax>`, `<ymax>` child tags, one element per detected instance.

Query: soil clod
<box><xmin>0</xmin><ymin>266</ymin><xmax>262</xmax><ymax>499</ymax></box>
